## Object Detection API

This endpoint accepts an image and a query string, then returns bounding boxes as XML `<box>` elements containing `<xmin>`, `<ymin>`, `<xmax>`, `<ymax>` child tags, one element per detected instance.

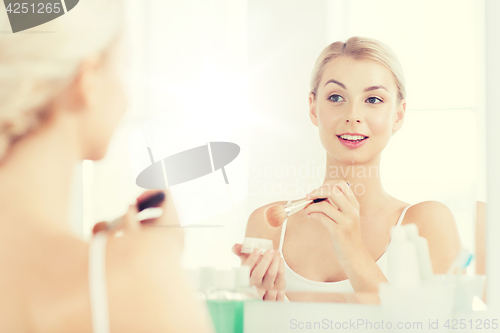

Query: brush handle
<box><xmin>108</xmin><ymin>207</ymin><xmax>164</xmax><ymax>230</ymax></box>
<box><xmin>137</xmin><ymin>192</ymin><xmax>165</xmax><ymax>211</ymax></box>
<box><xmin>284</xmin><ymin>197</ymin><xmax>328</xmax><ymax>216</ymax></box>
<box><xmin>283</xmin><ymin>181</ymin><xmax>349</xmax><ymax>217</ymax></box>
<box><xmin>107</xmin><ymin>192</ymin><xmax>166</xmax><ymax>231</ymax></box>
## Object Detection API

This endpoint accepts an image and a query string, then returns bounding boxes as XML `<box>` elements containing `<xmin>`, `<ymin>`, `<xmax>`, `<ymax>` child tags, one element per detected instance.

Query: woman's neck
<box><xmin>0</xmin><ymin>116</ymin><xmax>80</xmax><ymax>237</ymax></box>
<box><xmin>322</xmin><ymin>152</ymin><xmax>391</xmax><ymax>215</ymax></box>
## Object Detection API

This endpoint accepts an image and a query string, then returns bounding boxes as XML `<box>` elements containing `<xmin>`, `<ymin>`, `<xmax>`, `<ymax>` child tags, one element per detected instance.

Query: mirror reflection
<box><xmin>233</xmin><ymin>0</ymin><xmax>486</xmax><ymax>309</ymax></box>
<box><xmin>236</xmin><ymin>36</ymin><xmax>463</xmax><ymax>302</ymax></box>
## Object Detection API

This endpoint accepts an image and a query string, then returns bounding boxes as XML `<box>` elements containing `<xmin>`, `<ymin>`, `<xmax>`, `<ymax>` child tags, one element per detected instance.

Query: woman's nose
<box><xmin>346</xmin><ymin>118</ymin><xmax>361</xmax><ymax>123</ymax></box>
<box><xmin>345</xmin><ymin>106</ymin><xmax>362</xmax><ymax>123</ymax></box>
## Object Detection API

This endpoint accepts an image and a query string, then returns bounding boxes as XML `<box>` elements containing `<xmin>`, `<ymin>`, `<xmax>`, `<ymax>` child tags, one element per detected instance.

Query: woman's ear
<box><xmin>392</xmin><ymin>98</ymin><xmax>406</xmax><ymax>135</ymax></box>
<box><xmin>56</xmin><ymin>51</ymin><xmax>121</xmax><ymax>161</ymax></box>
<box><xmin>309</xmin><ymin>92</ymin><xmax>318</xmax><ymax>126</ymax></box>
<box><xmin>55</xmin><ymin>54</ymin><xmax>103</xmax><ymax>114</ymax></box>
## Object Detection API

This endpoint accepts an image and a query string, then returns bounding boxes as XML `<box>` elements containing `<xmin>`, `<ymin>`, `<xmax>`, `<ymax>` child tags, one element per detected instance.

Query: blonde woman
<box><xmin>0</xmin><ymin>1</ymin><xmax>213</xmax><ymax>332</ymax></box>
<box><xmin>233</xmin><ymin>36</ymin><xmax>462</xmax><ymax>302</ymax></box>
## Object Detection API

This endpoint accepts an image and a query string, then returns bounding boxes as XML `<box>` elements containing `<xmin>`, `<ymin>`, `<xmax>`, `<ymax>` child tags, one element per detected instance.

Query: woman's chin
<box><xmin>85</xmin><ymin>146</ymin><xmax>109</xmax><ymax>161</ymax></box>
<box><xmin>331</xmin><ymin>153</ymin><xmax>370</xmax><ymax>165</ymax></box>
<box><xmin>329</xmin><ymin>143</ymin><xmax>385</xmax><ymax>165</ymax></box>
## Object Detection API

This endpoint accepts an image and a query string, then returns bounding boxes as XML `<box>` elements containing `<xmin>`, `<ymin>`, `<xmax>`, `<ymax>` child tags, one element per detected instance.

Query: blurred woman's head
<box><xmin>0</xmin><ymin>0</ymin><xmax>125</xmax><ymax>164</ymax></box>
<box><xmin>308</xmin><ymin>36</ymin><xmax>406</xmax><ymax>165</ymax></box>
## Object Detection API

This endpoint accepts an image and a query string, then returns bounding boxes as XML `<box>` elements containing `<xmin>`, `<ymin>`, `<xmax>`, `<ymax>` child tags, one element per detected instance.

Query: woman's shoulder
<box><xmin>402</xmin><ymin>200</ymin><xmax>461</xmax><ymax>247</ymax></box>
<box><xmin>403</xmin><ymin>200</ymin><xmax>456</xmax><ymax>228</ymax></box>
<box><xmin>104</xmin><ymin>231</ymin><xmax>213</xmax><ymax>332</ymax></box>
<box><xmin>0</xmin><ymin>233</ymin><xmax>92</xmax><ymax>333</ymax></box>
<box><xmin>106</xmin><ymin>228</ymin><xmax>183</xmax><ymax>267</ymax></box>
<box><xmin>401</xmin><ymin>200</ymin><xmax>462</xmax><ymax>273</ymax></box>
<box><xmin>245</xmin><ymin>201</ymin><xmax>289</xmax><ymax>240</ymax></box>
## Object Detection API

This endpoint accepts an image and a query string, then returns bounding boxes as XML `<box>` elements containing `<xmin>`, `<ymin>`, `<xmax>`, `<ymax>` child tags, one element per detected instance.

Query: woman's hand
<box><xmin>232</xmin><ymin>243</ymin><xmax>286</xmax><ymax>301</ymax></box>
<box><xmin>92</xmin><ymin>204</ymin><xmax>140</xmax><ymax>236</ymax></box>
<box><xmin>92</xmin><ymin>189</ymin><xmax>184</xmax><ymax>247</ymax></box>
<box><xmin>303</xmin><ymin>180</ymin><xmax>365</xmax><ymax>264</ymax></box>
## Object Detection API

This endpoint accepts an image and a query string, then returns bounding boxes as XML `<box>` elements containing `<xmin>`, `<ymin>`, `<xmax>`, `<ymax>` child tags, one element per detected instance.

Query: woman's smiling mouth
<box><xmin>336</xmin><ymin>133</ymin><xmax>369</xmax><ymax>148</ymax></box>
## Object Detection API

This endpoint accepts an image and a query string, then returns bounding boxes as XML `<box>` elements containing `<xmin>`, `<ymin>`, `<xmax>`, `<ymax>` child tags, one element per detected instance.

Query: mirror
<box><xmin>80</xmin><ymin>0</ymin><xmax>489</xmax><ymax>309</ymax></box>
<box><xmin>245</xmin><ymin>0</ymin><xmax>485</xmax><ymax>305</ymax></box>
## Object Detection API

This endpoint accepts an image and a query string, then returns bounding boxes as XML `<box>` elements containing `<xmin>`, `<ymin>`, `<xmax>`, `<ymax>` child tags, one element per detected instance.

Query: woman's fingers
<box><xmin>277</xmin><ymin>290</ymin><xmax>286</xmax><ymax>301</ymax></box>
<box><xmin>306</xmin><ymin>209</ymin><xmax>338</xmax><ymax>234</ymax></box>
<box><xmin>263</xmin><ymin>289</ymin><xmax>278</xmax><ymax>301</ymax></box>
<box><xmin>232</xmin><ymin>243</ymin><xmax>253</xmax><ymax>264</ymax></box>
<box><xmin>304</xmin><ymin>200</ymin><xmax>342</xmax><ymax>223</ymax></box>
<box><xmin>92</xmin><ymin>205</ymin><xmax>139</xmax><ymax>236</ymax></box>
<box><xmin>92</xmin><ymin>221</ymin><xmax>108</xmax><ymax>235</ymax></box>
<box><xmin>237</xmin><ymin>247</ymin><xmax>286</xmax><ymax>301</ymax></box>
<box><xmin>242</xmin><ymin>249</ymin><xmax>262</xmax><ymax>272</ymax></box>
<box><xmin>262</xmin><ymin>251</ymin><xmax>281</xmax><ymax>289</ymax></box>
<box><xmin>232</xmin><ymin>243</ymin><xmax>244</xmax><ymax>256</ymax></box>
<box><xmin>93</xmin><ymin>190</ymin><xmax>161</xmax><ymax>235</ymax></box>
<box><xmin>249</xmin><ymin>249</ymin><xmax>275</xmax><ymax>286</ymax></box>
<box><xmin>122</xmin><ymin>204</ymin><xmax>140</xmax><ymax>233</ymax></box>
<box><xmin>307</xmin><ymin>181</ymin><xmax>351</xmax><ymax>213</ymax></box>
<box><xmin>92</xmin><ymin>190</ymin><xmax>171</xmax><ymax>240</ymax></box>
<box><xmin>256</xmin><ymin>287</ymin><xmax>266</xmax><ymax>299</ymax></box>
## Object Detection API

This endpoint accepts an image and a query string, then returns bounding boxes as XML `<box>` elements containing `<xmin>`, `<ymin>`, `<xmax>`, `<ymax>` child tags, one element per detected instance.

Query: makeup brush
<box><xmin>107</xmin><ymin>191</ymin><xmax>166</xmax><ymax>230</ymax></box>
<box><xmin>265</xmin><ymin>181</ymin><xmax>351</xmax><ymax>228</ymax></box>
<box><xmin>265</xmin><ymin>197</ymin><xmax>328</xmax><ymax>228</ymax></box>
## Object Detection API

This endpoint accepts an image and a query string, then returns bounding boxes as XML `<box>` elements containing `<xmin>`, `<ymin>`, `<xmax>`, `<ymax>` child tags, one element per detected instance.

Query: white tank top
<box><xmin>88</xmin><ymin>231</ymin><xmax>110</xmax><ymax>333</ymax></box>
<box><xmin>278</xmin><ymin>202</ymin><xmax>415</xmax><ymax>293</ymax></box>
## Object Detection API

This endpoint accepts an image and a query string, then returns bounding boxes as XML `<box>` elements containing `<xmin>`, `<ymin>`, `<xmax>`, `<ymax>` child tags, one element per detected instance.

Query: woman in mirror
<box><xmin>0</xmin><ymin>1</ymin><xmax>214</xmax><ymax>331</ymax></box>
<box><xmin>233</xmin><ymin>36</ymin><xmax>462</xmax><ymax>301</ymax></box>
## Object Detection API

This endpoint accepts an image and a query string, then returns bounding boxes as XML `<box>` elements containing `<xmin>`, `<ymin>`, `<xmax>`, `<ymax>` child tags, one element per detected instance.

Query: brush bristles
<box><xmin>265</xmin><ymin>205</ymin><xmax>288</xmax><ymax>228</ymax></box>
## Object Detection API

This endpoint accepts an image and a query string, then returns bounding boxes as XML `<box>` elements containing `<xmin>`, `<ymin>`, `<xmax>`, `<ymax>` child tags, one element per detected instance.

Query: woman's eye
<box><xmin>329</xmin><ymin>94</ymin><xmax>344</xmax><ymax>102</ymax></box>
<box><xmin>366</xmin><ymin>97</ymin><xmax>382</xmax><ymax>104</ymax></box>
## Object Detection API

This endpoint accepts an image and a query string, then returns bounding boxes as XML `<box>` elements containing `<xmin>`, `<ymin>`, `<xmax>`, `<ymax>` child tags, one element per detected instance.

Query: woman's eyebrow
<box><xmin>364</xmin><ymin>85</ymin><xmax>388</xmax><ymax>92</ymax></box>
<box><xmin>324</xmin><ymin>79</ymin><xmax>388</xmax><ymax>93</ymax></box>
<box><xmin>324</xmin><ymin>79</ymin><xmax>346</xmax><ymax>89</ymax></box>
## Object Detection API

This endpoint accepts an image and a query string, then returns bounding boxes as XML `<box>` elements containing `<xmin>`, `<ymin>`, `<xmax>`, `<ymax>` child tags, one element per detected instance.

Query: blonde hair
<box><xmin>310</xmin><ymin>36</ymin><xmax>406</xmax><ymax>102</ymax></box>
<box><xmin>0</xmin><ymin>0</ymin><xmax>123</xmax><ymax>162</ymax></box>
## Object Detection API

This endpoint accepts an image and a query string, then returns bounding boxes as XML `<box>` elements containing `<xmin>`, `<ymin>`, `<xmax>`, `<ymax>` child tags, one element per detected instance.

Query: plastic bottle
<box><xmin>387</xmin><ymin>225</ymin><xmax>422</xmax><ymax>286</ymax></box>
<box><xmin>206</xmin><ymin>267</ymin><xmax>261</xmax><ymax>333</ymax></box>
<box><xmin>206</xmin><ymin>269</ymin><xmax>241</xmax><ymax>333</ymax></box>
<box><xmin>198</xmin><ymin>266</ymin><xmax>216</xmax><ymax>300</ymax></box>
<box><xmin>405</xmin><ymin>223</ymin><xmax>434</xmax><ymax>281</ymax></box>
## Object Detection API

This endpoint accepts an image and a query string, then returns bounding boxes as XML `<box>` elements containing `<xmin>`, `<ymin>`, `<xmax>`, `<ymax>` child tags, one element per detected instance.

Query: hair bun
<box><xmin>0</xmin><ymin>0</ymin><xmax>123</xmax><ymax>163</ymax></box>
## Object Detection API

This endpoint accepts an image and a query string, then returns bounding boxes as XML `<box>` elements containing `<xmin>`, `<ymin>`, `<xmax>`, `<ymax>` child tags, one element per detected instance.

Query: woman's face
<box><xmin>309</xmin><ymin>56</ymin><xmax>405</xmax><ymax>164</ymax></box>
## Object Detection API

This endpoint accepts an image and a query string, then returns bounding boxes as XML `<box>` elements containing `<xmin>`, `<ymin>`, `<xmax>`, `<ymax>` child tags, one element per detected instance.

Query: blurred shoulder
<box><xmin>245</xmin><ymin>201</ymin><xmax>289</xmax><ymax>239</ymax></box>
<box><xmin>403</xmin><ymin>200</ymin><xmax>459</xmax><ymax>236</ymax></box>
<box><xmin>105</xmin><ymin>231</ymin><xmax>213</xmax><ymax>332</ymax></box>
<box><xmin>107</xmin><ymin>228</ymin><xmax>183</xmax><ymax>265</ymax></box>
<box><xmin>405</xmin><ymin>200</ymin><xmax>454</xmax><ymax>219</ymax></box>
<box><xmin>105</xmin><ymin>229</ymin><xmax>185</xmax><ymax>291</ymax></box>
<box><xmin>403</xmin><ymin>201</ymin><xmax>462</xmax><ymax>273</ymax></box>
